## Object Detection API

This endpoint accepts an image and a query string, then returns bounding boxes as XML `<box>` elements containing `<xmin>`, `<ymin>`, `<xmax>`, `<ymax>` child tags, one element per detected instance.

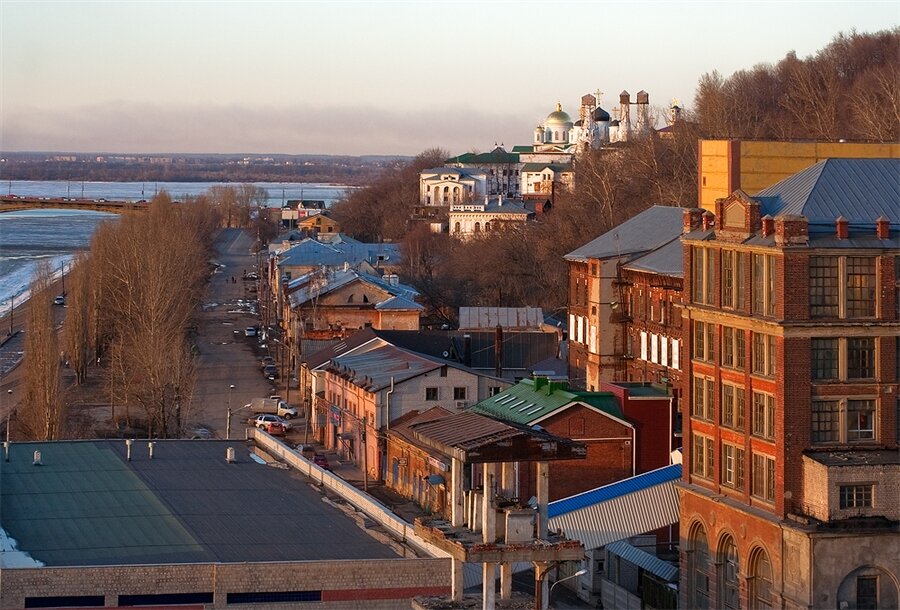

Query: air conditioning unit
<box><xmin>456</xmin><ymin>401</ymin><xmax>469</xmax><ymax>409</ymax></box>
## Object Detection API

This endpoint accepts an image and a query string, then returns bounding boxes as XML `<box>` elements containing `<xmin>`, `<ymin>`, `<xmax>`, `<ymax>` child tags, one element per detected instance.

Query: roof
<box><xmin>0</xmin><ymin>441</ymin><xmax>398</xmax><ymax>567</ymax></box>
<box><xmin>511</xmin><ymin>146</ymin><xmax>534</xmax><ymax>153</ymax></box>
<box><xmin>324</xmin><ymin>340</ymin><xmax>442</xmax><ymax>391</ymax></box>
<box><xmin>447</xmin><ymin>149</ymin><xmax>520</xmax><ymax>165</ymax></box>
<box><xmin>407</xmin><ymin>411</ymin><xmax>587</xmax><ymax>464</ymax></box>
<box><xmin>374</xmin><ymin>295</ymin><xmax>423</xmax><ymax>311</ymax></box>
<box><xmin>450</xmin><ymin>198</ymin><xmax>531</xmax><ymax>216</ymax></box>
<box><xmin>302</xmin><ymin>327</ymin><xmax>380</xmax><ymax>368</ymax></box>
<box><xmin>565</xmin><ymin>206</ymin><xmax>685</xmax><ymax>262</ymax></box>
<box><xmin>520</xmin><ymin>163</ymin><xmax>572</xmax><ymax>173</ymax></box>
<box><xmin>470</xmin><ymin>378</ymin><xmax>623</xmax><ymax>426</ymax></box>
<box><xmin>287</xmin><ymin>269</ymin><xmax>420</xmax><ymax>309</ymax></box>
<box><xmin>622</xmin><ymin>237</ymin><xmax>684</xmax><ymax>277</ymax></box>
<box><xmin>277</xmin><ymin>239</ymin><xmax>400</xmax><ymax>270</ymax></box>
<box><xmin>420</xmin><ymin>166</ymin><xmax>487</xmax><ymax>178</ymax></box>
<box><xmin>548</xmin><ymin>464</ymin><xmax>682</xmax><ymax>551</ymax></box>
<box><xmin>549</xmin><ymin>464</ymin><xmax>682</xmax><ymax>517</ymax></box>
<box><xmin>805</xmin><ymin>449</ymin><xmax>900</xmax><ymax>467</ymax></box>
<box><xmin>605</xmin><ymin>540</ymin><xmax>678</xmax><ymax>582</ymax></box>
<box><xmin>459</xmin><ymin>307</ymin><xmax>545</xmax><ymax>331</ymax></box>
<box><xmin>606</xmin><ymin>382</ymin><xmax>671</xmax><ymax>398</ymax></box>
<box><xmin>753</xmin><ymin>158</ymin><xmax>900</xmax><ymax>224</ymax></box>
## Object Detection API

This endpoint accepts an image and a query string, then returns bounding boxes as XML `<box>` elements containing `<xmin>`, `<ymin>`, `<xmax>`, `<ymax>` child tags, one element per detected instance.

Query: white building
<box><xmin>419</xmin><ymin>167</ymin><xmax>488</xmax><ymax>207</ymax></box>
<box><xmin>448</xmin><ymin>195</ymin><xmax>533</xmax><ymax>240</ymax></box>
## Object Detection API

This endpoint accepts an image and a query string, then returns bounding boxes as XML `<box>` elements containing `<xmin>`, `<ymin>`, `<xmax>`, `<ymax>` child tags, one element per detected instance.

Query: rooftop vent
<box><xmin>33</xmin><ymin>450</ymin><xmax>42</xmax><ymax>466</ymax></box>
<box><xmin>226</xmin><ymin>447</ymin><xmax>236</xmax><ymax>463</ymax></box>
<box><xmin>148</xmin><ymin>442</ymin><xmax>155</xmax><ymax>460</ymax></box>
<box><xmin>125</xmin><ymin>439</ymin><xmax>133</xmax><ymax>461</ymax></box>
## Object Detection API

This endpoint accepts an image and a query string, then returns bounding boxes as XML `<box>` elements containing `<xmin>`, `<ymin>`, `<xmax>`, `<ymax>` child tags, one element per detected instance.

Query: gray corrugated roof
<box><xmin>326</xmin><ymin>340</ymin><xmax>441</xmax><ymax>390</ymax></box>
<box><xmin>374</xmin><ymin>295</ymin><xmax>424</xmax><ymax>311</ymax></box>
<box><xmin>623</xmin><ymin>237</ymin><xmax>684</xmax><ymax>277</ymax></box>
<box><xmin>459</xmin><ymin>307</ymin><xmax>544</xmax><ymax>330</ymax></box>
<box><xmin>287</xmin><ymin>269</ymin><xmax>419</xmax><ymax>309</ymax></box>
<box><xmin>754</xmin><ymin>158</ymin><xmax>900</xmax><ymax>224</ymax></box>
<box><xmin>565</xmin><ymin>206</ymin><xmax>685</xmax><ymax>262</ymax></box>
<box><xmin>278</xmin><ymin>239</ymin><xmax>400</xmax><ymax>269</ymax></box>
<box><xmin>605</xmin><ymin>540</ymin><xmax>679</xmax><ymax>582</ymax></box>
<box><xmin>0</xmin><ymin>441</ymin><xmax>398</xmax><ymax>566</ymax></box>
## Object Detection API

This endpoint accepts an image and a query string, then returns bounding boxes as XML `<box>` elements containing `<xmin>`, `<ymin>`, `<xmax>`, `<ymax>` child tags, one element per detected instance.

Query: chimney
<box><xmin>761</xmin><ymin>215</ymin><xmax>775</xmax><ymax>237</ymax></box>
<box><xmin>775</xmin><ymin>215</ymin><xmax>809</xmax><ymax>246</ymax></box>
<box><xmin>683</xmin><ymin>208</ymin><xmax>704</xmax><ymax>233</ymax></box>
<box><xmin>876</xmin><ymin>216</ymin><xmax>890</xmax><ymax>239</ymax></box>
<box><xmin>125</xmin><ymin>439</ymin><xmax>133</xmax><ymax>461</ymax></box>
<box><xmin>701</xmin><ymin>212</ymin><xmax>714</xmax><ymax>231</ymax></box>
<box><xmin>148</xmin><ymin>442</ymin><xmax>155</xmax><ymax>460</ymax></box>
<box><xmin>498</xmin><ymin>193</ymin><xmax>503</xmax><ymax>207</ymax></box>
<box><xmin>836</xmin><ymin>216</ymin><xmax>849</xmax><ymax>240</ymax></box>
<box><xmin>33</xmin><ymin>450</ymin><xmax>42</xmax><ymax>466</ymax></box>
<box><xmin>463</xmin><ymin>334</ymin><xmax>472</xmax><ymax>367</ymax></box>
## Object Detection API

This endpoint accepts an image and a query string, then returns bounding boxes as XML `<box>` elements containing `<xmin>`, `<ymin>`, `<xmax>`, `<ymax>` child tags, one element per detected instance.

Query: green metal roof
<box><xmin>470</xmin><ymin>378</ymin><xmax>623</xmax><ymax>425</ymax></box>
<box><xmin>447</xmin><ymin>150</ymin><xmax>520</xmax><ymax>164</ymax></box>
<box><xmin>511</xmin><ymin>146</ymin><xmax>534</xmax><ymax>153</ymax></box>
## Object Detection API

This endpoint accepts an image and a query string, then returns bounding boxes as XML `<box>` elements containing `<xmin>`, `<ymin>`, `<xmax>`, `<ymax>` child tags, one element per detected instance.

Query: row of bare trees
<box><xmin>16</xmin><ymin>193</ymin><xmax>221</xmax><ymax>440</ymax></box>
<box><xmin>695</xmin><ymin>28</ymin><xmax>899</xmax><ymax>142</ymax></box>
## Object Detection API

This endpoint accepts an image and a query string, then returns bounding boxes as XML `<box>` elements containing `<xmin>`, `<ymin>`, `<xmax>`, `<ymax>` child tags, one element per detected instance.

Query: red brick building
<box><xmin>679</xmin><ymin>159</ymin><xmax>899</xmax><ymax>610</ymax></box>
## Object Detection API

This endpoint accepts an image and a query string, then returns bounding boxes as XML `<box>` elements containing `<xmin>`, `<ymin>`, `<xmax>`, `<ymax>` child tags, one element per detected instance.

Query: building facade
<box><xmin>678</xmin><ymin>159</ymin><xmax>899</xmax><ymax>610</ymax></box>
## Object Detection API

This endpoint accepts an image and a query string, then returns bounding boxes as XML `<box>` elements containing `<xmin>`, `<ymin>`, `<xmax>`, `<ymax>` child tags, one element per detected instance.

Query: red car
<box><xmin>265</xmin><ymin>421</ymin><xmax>287</xmax><ymax>436</ymax></box>
<box><xmin>312</xmin><ymin>454</ymin><xmax>331</xmax><ymax>470</ymax></box>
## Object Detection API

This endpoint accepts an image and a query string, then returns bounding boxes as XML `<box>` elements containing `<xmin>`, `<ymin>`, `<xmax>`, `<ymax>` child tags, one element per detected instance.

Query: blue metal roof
<box><xmin>605</xmin><ymin>540</ymin><xmax>679</xmax><ymax>582</ymax></box>
<box><xmin>754</xmin><ymin>158</ymin><xmax>900</xmax><ymax>224</ymax></box>
<box><xmin>549</xmin><ymin>463</ymin><xmax>682</xmax><ymax>518</ymax></box>
<box><xmin>565</xmin><ymin>206</ymin><xmax>685</xmax><ymax>262</ymax></box>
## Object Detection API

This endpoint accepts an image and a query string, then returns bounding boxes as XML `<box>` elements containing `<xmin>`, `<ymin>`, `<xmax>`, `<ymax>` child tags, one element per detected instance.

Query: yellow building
<box><xmin>698</xmin><ymin>139</ymin><xmax>900</xmax><ymax>212</ymax></box>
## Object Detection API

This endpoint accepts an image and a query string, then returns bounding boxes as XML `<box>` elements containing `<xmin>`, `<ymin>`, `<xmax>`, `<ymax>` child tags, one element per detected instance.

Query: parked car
<box><xmin>54</xmin><ymin>295</ymin><xmax>66</xmax><ymax>306</ymax></box>
<box><xmin>263</xmin><ymin>364</ymin><xmax>279</xmax><ymax>379</ymax></box>
<box><xmin>244</xmin><ymin>326</ymin><xmax>257</xmax><ymax>337</ymax></box>
<box><xmin>259</xmin><ymin>356</ymin><xmax>275</xmax><ymax>369</ymax></box>
<box><xmin>265</xmin><ymin>421</ymin><xmax>287</xmax><ymax>436</ymax></box>
<box><xmin>248</xmin><ymin>414</ymin><xmax>291</xmax><ymax>431</ymax></box>
<box><xmin>242</xmin><ymin>272</ymin><xmax>258</xmax><ymax>281</ymax></box>
<box><xmin>295</xmin><ymin>444</ymin><xmax>317</xmax><ymax>460</ymax></box>
<box><xmin>312</xmin><ymin>454</ymin><xmax>331</xmax><ymax>470</ymax></box>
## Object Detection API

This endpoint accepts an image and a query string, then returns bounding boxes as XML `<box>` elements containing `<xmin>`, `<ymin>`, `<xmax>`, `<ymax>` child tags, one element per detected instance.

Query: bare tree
<box><xmin>63</xmin><ymin>252</ymin><xmax>94</xmax><ymax>385</ymax></box>
<box><xmin>19</xmin><ymin>261</ymin><xmax>65</xmax><ymax>440</ymax></box>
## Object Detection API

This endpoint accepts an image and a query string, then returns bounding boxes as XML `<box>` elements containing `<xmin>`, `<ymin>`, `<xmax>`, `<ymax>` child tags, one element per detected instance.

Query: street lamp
<box><xmin>226</xmin><ymin>384</ymin><xmax>235</xmax><ymax>440</ymax></box>
<box><xmin>548</xmin><ymin>568</ymin><xmax>588</xmax><ymax>608</ymax></box>
<box><xmin>4</xmin><ymin>389</ymin><xmax>11</xmax><ymax>461</ymax></box>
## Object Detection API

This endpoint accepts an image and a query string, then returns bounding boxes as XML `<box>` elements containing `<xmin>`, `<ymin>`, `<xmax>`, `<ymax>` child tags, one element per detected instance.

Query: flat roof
<box><xmin>0</xmin><ymin>440</ymin><xmax>398</xmax><ymax>567</ymax></box>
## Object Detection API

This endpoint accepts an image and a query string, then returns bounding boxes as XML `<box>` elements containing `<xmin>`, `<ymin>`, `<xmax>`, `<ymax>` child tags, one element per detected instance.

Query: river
<box><xmin>0</xmin><ymin>181</ymin><xmax>351</xmax><ymax>316</ymax></box>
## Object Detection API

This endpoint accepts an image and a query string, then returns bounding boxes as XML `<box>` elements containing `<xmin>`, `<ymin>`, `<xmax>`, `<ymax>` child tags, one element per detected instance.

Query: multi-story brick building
<box><xmin>565</xmin><ymin>205</ymin><xmax>686</xmax><ymax>392</ymax></box>
<box><xmin>678</xmin><ymin>158</ymin><xmax>899</xmax><ymax>610</ymax></box>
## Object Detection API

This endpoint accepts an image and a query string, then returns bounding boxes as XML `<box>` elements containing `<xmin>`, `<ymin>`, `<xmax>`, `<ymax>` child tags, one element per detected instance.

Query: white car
<box><xmin>248</xmin><ymin>414</ymin><xmax>291</xmax><ymax>431</ymax></box>
<box><xmin>244</xmin><ymin>326</ymin><xmax>258</xmax><ymax>337</ymax></box>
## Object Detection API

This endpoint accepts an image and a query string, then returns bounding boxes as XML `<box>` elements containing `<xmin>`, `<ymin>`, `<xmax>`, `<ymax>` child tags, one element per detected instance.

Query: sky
<box><xmin>1</xmin><ymin>1</ymin><xmax>897</xmax><ymax>156</ymax></box>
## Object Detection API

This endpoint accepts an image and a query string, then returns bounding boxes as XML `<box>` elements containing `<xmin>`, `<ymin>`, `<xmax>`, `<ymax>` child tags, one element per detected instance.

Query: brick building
<box><xmin>565</xmin><ymin>205</ymin><xmax>685</xmax><ymax>392</ymax></box>
<box><xmin>678</xmin><ymin>159</ymin><xmax>899</xmax><ymax>610</ymax></box>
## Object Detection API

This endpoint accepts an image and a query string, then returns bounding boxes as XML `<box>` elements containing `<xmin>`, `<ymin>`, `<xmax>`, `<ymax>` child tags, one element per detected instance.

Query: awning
<box><xmin>425</xmin><ymin>474</ymin><xmax>446</xmax><ymax>486</ymax></box>
<box><xmin>605</xmin><ymin>540</ymin><xmax>678</xmax><ymax>583</ymax></box>
<box><xmin>339</xmin><ymin>431</ymin><xmax>355</xmax><ymax>440</ymax></box>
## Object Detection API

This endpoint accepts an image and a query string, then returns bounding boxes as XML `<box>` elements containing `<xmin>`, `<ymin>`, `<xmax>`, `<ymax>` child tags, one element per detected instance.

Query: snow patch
<box><xmin>0</xmin><ymin>527</ymin><xmax>44</xmax><ymax>567</ymax></box>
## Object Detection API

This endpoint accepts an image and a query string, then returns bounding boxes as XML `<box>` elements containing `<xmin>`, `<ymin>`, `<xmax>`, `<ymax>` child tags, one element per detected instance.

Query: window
<box><xmin>488</xmin><ymin>386</ymin><xmax>501</xmax><ymax>396</ymax></box>
<box><xmin>692</xmin><ymin>376</ymin><xmax>714</xmax><ymax>421</ymax></box>
<box><xmin>425</xmin><ymin>387</ymin><xmax>438</xmax><ymax>401</ymax></box>
<box><xmin>846</xmin><ymin>257</ymin><xmax>876</xmax><ymax>317</ymax></box>
<box><xmin>721</xmin><ymin>326</ymin><xmax>745</xmax><ymax>369</ymax></box>
<box><xmin>453</xmin><ymin>387</ymin><xmax>467</xmax><ymax>401</ymax></box>
<box><xmin>692</xmin><ymin>247</ymin><xmax>715</xmax><ymax>305</ymax></box>
<box><xmin>811</xmin><ymin>400</ymin><xmax>840</xmax><ymax>443</ymax></box>
<box><xmin>751</xmin><ymin>332</ymin><xmax>776</xmax><ymax>377</ymax></box>
<box><xmin>752</xmin><ymin>253</ymin><xmax>777</xmax><ymax>316</ymax></box>
<box><xmin>721</xmin><ymin>443</ymin><xmax>745</xmax><ymax>489</ymax></box>
<box><xmin>811</xmin><ymin>338</ymin><xmax>839</xmax><ymax>380</ymax></box>
<box><xmin>847</xmin><ymin>399</ymin><xmax>875</xmax><ymax>440</ymax></box>
<box><xmin>752</xmin><ymin>453</ymin><xmax>776</xmax><ymax>502</ymax></box>
<box><xmin>693</xmin><ymin>321</ymin><xmax>715</xmax><ymax>362</ymax></box>
<box><xmin>848</xmin><ymin>338</ymin><xmax>875</xmax><ymax>379</ymax></box>
<box><xmin>752</xmin><ymin>391</ymin><xmax>776</xmax><ymax>440</ymax></box>
<box><xmin>839</xmin><ymin>484</ymin><xmax>873</xmax><ymax>509</ymax></box>
<box><xmin>720</xmin><ymin>536</ymin><xmax>741</xmax><ymax>610</ymax></box>
<box><xmin>857</xmin><ymin>575</ymin><xmax>879</xmax><ymax>610</ymax></box>
<box><xmin>809</xmin><ymin>256</ymin><xmax>839</xmax><ymax>317</ymax></box>
<box><xmin>721</xmin><ymin>250</ymin><xmax>744</xmax><ymax>309</ymax></box>
<box><xmin>721</xmin><ymin>383</ymin><xmax>745</xmax><ymax>430</ymax></box>
<box><xmin>750</xmin><ymin>549</ymin><xmax>774</xmax><ymax>610</ymax></box>
<box><xmin>691</xmin><ymin>434</ymin><xmax>714</xmax><ymax>478</ymax></box>
<box><xmin>689</xmin><ymin>524</ymin><xmax>711</xmax><ymax>609</ymax></box>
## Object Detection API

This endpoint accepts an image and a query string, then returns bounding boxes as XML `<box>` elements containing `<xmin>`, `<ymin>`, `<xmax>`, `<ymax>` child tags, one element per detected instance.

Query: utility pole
<box><xmin>226</xmin><ymin>384</ymin><xmax>235</xmax><ymax>440</ymax></box>
<box><xmin>8</xmin><ymin>294</ymin><xmax>13</xmax><ymax>336</ymax></box>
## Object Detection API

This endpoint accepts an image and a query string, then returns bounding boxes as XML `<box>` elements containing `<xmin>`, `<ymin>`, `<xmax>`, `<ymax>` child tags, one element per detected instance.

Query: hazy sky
<box><xmin>1</xmin><ymin>1</ymin><xmax>896</xmax><ymax>155</ymax></box>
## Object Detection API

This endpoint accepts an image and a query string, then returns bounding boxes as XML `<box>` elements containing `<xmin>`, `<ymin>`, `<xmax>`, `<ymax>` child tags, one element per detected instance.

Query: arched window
<box><xmin>485</xmin><ymin>222</ymin><xmax>491</xmax><ymax>232</ymax></box>
<box><xmin>749</xmin><ymin>547</ymin><xmax>773</xmax><ymax>610</ymax></box>
<box><xmin>719</xmin><ymin>535</ymin><xmax>741</xmax><ymax>610</ymax></box>
<box><xmin>453</xmin><ymin>186</ymin><xmax>460</xmax><ymax>203</ymax></box>
<box><xmin>363</xmin><ymin>294</ymin><xmax>369</xmax><ymax>303</ymax></box>
<box><xmin>474</xmin><ymin>222</ymin><xmax>481</xmax><ymax>233</ymax></box>
<box><xmin>554</xmin><ymin>131</ymin><xmax>560</xmax><ymax>141</ymax></box>
<box><xmin>347</xmin><ymin>294</ymin><xmax>354</xmax><ymax>303</ymax></box>
<box><xmin>688</xmin><ymin>523</ymin><xmax>711</xmax><ymax>609</ymax></box>
<box><xmin>454</xmin><ymin>222</ymin><xmax>461</xmax><ymax>234</ymax></box>
<box><xmin>443</xmin><ymin>186</ymin><xmax>450</xmax><ymax>203</ymax></box>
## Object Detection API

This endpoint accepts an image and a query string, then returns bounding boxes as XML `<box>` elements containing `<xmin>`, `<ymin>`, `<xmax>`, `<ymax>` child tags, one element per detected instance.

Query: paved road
<box><xmin>187</xmin><ymin>228</ymin><xmax>278</xmax><ymax>438</ymax></box>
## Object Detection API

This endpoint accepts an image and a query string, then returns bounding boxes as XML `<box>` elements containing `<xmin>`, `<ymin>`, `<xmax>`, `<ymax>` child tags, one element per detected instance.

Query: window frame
<box><xmin>721</xmin><ymin>250</ymin><xmax>744</xmax><ymax>310</ymax></box>
<box><xmin>721</xmin><ymin>326</ymin><xmax>745</xmax><ymax>370</ymax></box>
<box><xmin>453</xmin><ymin>386</ymin><xmax>467</xmax><ymax>401</ymax></box>
<box><xmin>721</xmin><ymin>382</ymin><xmax>745</xmax><ymax>430</ymax></box>
<box><xmin>839</xmin><ymin>484</ymin><xmax>873</xmax><ymax>509</ymax></box>
<box><xmin>721</xmin><ymin>443</ymin><xmax>745</xmax><ymax>489</ymax></box>
<box><xmin>425</xmin><ymin>387</ymin><xmax>439</xmax><ymax>401</ymax></box>
<box><xmin>751</xmin><ymin>332</ymin><xmax>776</xmax><ymax>378</ymax></box>
<box><xmin>751</xmin><ymin>452</ymin><xmax>776</xmax><ymax>503</ymax></box>
<box><xmin>752</xmin><ymin>253</ymin><xmax>777</xmax><ymax>317</ymax></box>
<box><xmin>752</xmin><ymin>391</ymin><xmax>776</xmax><ymax>441</ymax></box>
